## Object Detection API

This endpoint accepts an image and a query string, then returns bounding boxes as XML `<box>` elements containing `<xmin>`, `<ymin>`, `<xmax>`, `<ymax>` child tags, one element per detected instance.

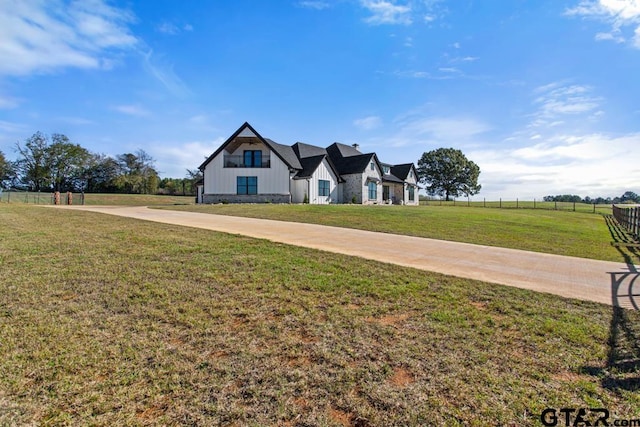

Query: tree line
<box><xmin>0</xmin><ymin>132</ymin><xmax>201</xmax><ymax>195</ymax></box>
<box><xmin>543</xmin><ymin>191</ymin><xmax>640</xmax><ymax>205</ymax></box>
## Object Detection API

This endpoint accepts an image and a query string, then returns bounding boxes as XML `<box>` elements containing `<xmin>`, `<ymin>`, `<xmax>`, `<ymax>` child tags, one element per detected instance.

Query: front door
<box><xmin>383</xmin><ymin>185</ymin><xmax>390</xmax><ymax>202</ymax></box>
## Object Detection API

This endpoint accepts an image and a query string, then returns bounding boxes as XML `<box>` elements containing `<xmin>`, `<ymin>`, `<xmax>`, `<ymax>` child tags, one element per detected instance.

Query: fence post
<box><xmin>500</xmin><ymin>198</ymin><xmax>502</xmax><ymax>209</ymax></box>
<box><xmin>534</xmin><ymin>199</ymin><xmax>536</xmax><ymax>209</ymax></box>
<box><xmin>483</xmin><ymin>198</ymin><xmax>486</xmax><ymax>208</ymax></box>
<box><xmin>516</xmin><ymin>198</ymin><xmax>519</xmax><ymax>209</ymax></box>
<box><xmin>555</xmin><ymin>201</ymin><xmax>557</xmax><ymax>210</ymax></box>
<box><xmin>573</xmin><ymin>201</ymin><xmax>576</xmax><ymax>212</ymax></box>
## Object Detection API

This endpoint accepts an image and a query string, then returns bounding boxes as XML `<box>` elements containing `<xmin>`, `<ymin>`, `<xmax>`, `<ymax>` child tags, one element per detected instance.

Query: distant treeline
<box><xmin>0</xmin><ymin>132</ymin><xmax>202</xmax><ymax>195</ymax></box>
<box><xmin>543</xmin><ymin>191</ymin><xmax>640</xmax><ymax>204</ymax></box>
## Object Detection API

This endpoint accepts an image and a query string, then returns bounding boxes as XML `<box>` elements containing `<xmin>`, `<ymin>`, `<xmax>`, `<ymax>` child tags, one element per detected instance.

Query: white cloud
<box><xmin>112</xmin><ymin>104</ymin><xmax>151</xmax><ymax>117</ymax></box>
<box><xmin>142</xmin><ymin>50</ymin><xmax>190</xmax><ymax>97</ymax></box>
<box><xmin>157</xmin><ymin>22</ymin><xmax>180</xmax><ymax>35</ymax></box>
<box><xmin>149</xmin><ymin>139</ymin><xmax>222</xmax><ymax>177</ymax></box>
<box><xmin>360</xmin><ymin>0</ymin><xmax>412</xmax><ymax>25</ymax></box>
<box><xmin>297</xmin><ymin>1</ymin><xmax>331</xmax><ymax>10</ymax></box>
<box><xmin>469</xmin><ymin>132</ymin><xmax>640</xmax><ymax>199</ymax></box>
<box><xmin>566</xmin><ymin>0</ymin><xmax>640</xmax><ymax>48</ymax></box>
<box><xmin>0</xmin><ymin>0</ymin><xmax>138</xmax><ymax>76</ymax></box>
<box><xmin>0</xmin><ymin>120</ymin><xmax>26</xmax><ymax>133</ymax></box>
<box><xmin>354</xmin><ymin>116</ymin><xmax>382</xmax><ymax>130</ymax></box>
<box><xmin>404</xmin><ymin>117</ymin><xmax>491</xmax><ymax>142</ymax></box>
<box><xmin>595</xmin><ymin>31</ymin><xmax>625</xmax><ymax>42</ymax></box>
<box><xmin>529</xmin><ymin>82</ymin><xmax>601</xmax><ymax>127</ymax></box>
<box><xmin>383</xmin><ymin>115</ymin><xmax>491</xmax><ymax>148</ymax></box>
<box><xmin>0</xmin><ymin>95</ymin><xmax>19</xmax><ymax>109</ymax></box>
<box><xmin>157</xmin><ymin>21</ymin><xmax>194</xmax><ymax>35</ymax></box>
<box><xmin>394</xmin><ymin>70</ymin><xmax>431</xmax><ymax>78</ymax></box>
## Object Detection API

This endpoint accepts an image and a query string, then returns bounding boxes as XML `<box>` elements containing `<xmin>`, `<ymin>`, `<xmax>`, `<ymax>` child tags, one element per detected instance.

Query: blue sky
<box><xmin>1</xmin><ymin>0</ymin><xmax>639</xmax><ymax>199</ymax></box>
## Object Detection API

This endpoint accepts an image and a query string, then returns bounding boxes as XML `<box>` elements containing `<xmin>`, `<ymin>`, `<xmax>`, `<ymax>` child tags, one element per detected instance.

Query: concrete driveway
<box><xmin>55</xmin><ymin>205</ymin><xmax>638</xmax><ymax>309</ymax></box>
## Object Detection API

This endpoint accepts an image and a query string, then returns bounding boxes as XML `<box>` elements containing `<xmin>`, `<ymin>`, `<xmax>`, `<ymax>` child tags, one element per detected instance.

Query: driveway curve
<box><xmin>54</xmin><ymin>205</ymin><xmax>638</xmax><ymax>309</ymax></box>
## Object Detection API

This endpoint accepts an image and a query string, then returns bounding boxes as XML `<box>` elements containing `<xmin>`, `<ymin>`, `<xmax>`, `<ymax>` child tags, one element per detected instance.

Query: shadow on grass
<box><xmin>604</xmin><ymin>214</ymin><xmax>640</xmax><ymax>266</ymax></box>
<box><xmin>582</xmin><ymin>215</ymin><xmax>640</xmax><ymax>392</ymax></box>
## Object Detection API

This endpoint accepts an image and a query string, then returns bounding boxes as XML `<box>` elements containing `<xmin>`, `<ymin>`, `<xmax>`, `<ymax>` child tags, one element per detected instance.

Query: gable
<box><xmin>199</xmin><ymin>122</ymin><xmax>301</xmax><ymax>171</ymax></box>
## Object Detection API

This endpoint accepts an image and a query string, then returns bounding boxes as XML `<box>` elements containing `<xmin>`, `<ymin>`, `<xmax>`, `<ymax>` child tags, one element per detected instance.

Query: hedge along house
<box><xmin>198</xmin><ymin>122</ymin><xmax>420</xmax><ymax>205</ymax></box>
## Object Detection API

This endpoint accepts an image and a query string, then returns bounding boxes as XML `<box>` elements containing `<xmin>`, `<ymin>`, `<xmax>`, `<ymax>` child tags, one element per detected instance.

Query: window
<box><xmin>368</xmin><ymin>181</ymin><xmax>377</xmax><ymax>200</ymax></box>
<box><xmin>370</xmin><ymin>162</ymin><xmax>375</xmax><ymax>171</ymax></box>
<box><xmin>237</xmin><ymin>176</ymin><xmax>257</xmax><ymax>195</ymax></box>
<box><xmin>318</xmin><ymin>180</ymin><xmax>330</xmax><ymax>197</ymax></box>
<box><xmin>409</xmin><ymin>185</ymin><xmax>415</xmax><ymax>201</ymax></box>
<box><xmin>383</xmin><ymin>166</ymin><xmax>390</xmax><ymax>174</ymax></box>
<box><xmin>409</xmin><ymin>170</ymin><xmax>413</xmax><ymax>179</ymax></box>
<box><xmin>243</xmin><ymin>150</ymin><xmax>262</xmax><ymax>167</ymax></box>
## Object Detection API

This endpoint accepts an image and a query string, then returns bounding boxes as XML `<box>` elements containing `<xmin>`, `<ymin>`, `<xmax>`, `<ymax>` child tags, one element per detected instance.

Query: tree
<box><xmin>83</xmin><ymin>154</ymin><xmax>121</xmax><ymax>193</ymax></box>
<box><xmin>14</xmin><ymin>132</ymin><xmax>91</xmax><ymax>192</ymax></box>
<box><xmin>0</xmin><ymin>150</ymin><xmax>15</xmax><ymax>188</ymax></box>
<box><xmin>417</xmin><ymin>148</ymin><xmax>481</xmax><ymax>201</ymax></box>
<box><xmin>620</xmin><ymin>191</ymin><xmax>640</xmax><ymax>203</ymax></box>
<box><xmin>47</xmin><ymin>134</ymin><xmax>91</xmax><ymax>191</ymax></box>
<box><xmin>15</xmin><ymin>132</ymin><xmax>50</xmax><ymax>191</ymax></box>
<box><xmin>114</xmin><ymin>150</ymin><xmax>159</xmax><ymax>194</ymax></box>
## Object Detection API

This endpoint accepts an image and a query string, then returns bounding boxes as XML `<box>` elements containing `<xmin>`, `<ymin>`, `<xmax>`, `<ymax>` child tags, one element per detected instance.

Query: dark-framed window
<box><xmin>243</xmin><ymin>150</ymin><xmax>262</xmax><ymax>167</ymax></box>
<box><xmin>318</xmin><ymin>180</ymin><xmax>330</xmax><ymax>197</ymax></box>
<box><xmin>368</xmin><ymin>181</ymin><xmax>377</xmax><ymax>200</ymax></box>
<box><xmin>237</xmin><ymin>176</ymin><xmax>257</xmax><ymax>195</ymax></box>
<box><xmin>409</xmin><ymin>185</ymin><xmax>415</xmax><ymax>201</ymax></box>
<box><xmin>370</xmin><ymin>162</ymin><xmax>375</xmax><ymax>171</ymax></box>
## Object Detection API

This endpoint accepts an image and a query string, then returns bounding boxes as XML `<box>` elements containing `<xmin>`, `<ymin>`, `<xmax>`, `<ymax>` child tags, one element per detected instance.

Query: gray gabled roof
<box><xmin>199</xmin><ymin>122</ymin><xmax>302</xmax><ymax>171</ymax></box>
<box><xmin>327</xmin><ymin>142</ymin><xmax>363</xmax><ymax>158</ymax></box>
<box><xmin>265</xmin><ymin>138</ymin><xmax>302</xmax><ymax>170</ymax></box>
<box><xmin>294</xmin><ymin>155</ymin><xmax>327</xmax><ymax>179</ymax></box>
<box><xmin>382</xmin><ymin>173</ymin><xmax>404</xmax><ymax>184</ymax></box>
<box><xmin>390</xmin><ymin>163</ymin><xmax>415</xmax><ymax>181</ymax></box>
<box><xmin>292</xmin><ymin>142</ymin><xmax>327</xmax><ymax>159</ymax></box>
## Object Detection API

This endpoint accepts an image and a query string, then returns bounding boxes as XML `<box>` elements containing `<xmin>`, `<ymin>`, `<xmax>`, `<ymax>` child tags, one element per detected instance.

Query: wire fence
<box><xmin>419</xmin><ymin>198</ymin><xmax>612</xmax><ymax>214</ymax></box>
<box><xmin>0</xmin><ymin>190</ymin><xmax>615</xmax><ymax>215</ymax></box>
<box><xmin>0</xmin><ymin>190</ymin><xmax>86</xmax><ymax>205</ymax></box>
<box><xmin>612</xmin><ymin>204</ymin><xmax>640</xmax><ymax>240</ymax></box>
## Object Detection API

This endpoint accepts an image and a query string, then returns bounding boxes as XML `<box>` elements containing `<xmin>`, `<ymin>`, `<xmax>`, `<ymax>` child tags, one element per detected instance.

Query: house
<box><xmin>198</xmin><ymin>122</ymin><xmax>419</xmax><ymax>205</ymax></box>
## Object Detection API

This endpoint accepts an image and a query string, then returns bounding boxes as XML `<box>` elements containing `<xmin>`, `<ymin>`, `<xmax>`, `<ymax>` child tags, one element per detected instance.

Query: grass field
<box><xmin>161</xmin><ymin>204</ymin><xmax>639</xmax><ymax>264</ymax></box>
<box><xmin>420</xmin><ymin>199</ymin><xmax>612</xmax><ymax>214</ymax></box>
<box><xmin>1</xmin><ymin>204</ymin><xmax>639</xmax><ymax>426</ymax></box>
<box><xmin>0</xmin><ymin>191</ymin><xmax>194</xmax><ymax>206</ymax></box>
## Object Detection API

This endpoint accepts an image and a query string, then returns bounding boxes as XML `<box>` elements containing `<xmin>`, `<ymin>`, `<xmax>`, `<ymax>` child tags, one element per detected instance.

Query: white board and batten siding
<box><xmin>362</xmin><ymin>156</ymin><xmax>383</xmax><ymax>204</ymax></box>
<box><xmin>311</xmin><ymin>158</ymin><xmax>338</xmax><ymax>204</ymax></box>
<box><xmin>291</xmin><ymin>158</ymin><xmax>339</xmax><ymax>204</ymax></box>
<box><xmin>404</xmin><ymin>168</ymin><xmax>419</xmax><ymax>205</ymax></box>
<box><xmin>203</xmin><ymin>144</ymin><xmax>291</xmax><ymax>195</ymax></box>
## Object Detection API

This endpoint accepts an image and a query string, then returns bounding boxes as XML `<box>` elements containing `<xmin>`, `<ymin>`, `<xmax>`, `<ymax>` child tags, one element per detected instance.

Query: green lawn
<box><xmin>160</xmin><ymin>204</ymin><xmax>639</xmax><ymax>264</ymax></box>
<box><xmin>0</xmin><ymin>191</ymin><xmax>194</xmax><ymax>206</ymax></box>
<box><xmin>1</xmin><ymin>205</ymin><xmax>638</xmax><ymax>426</ymax></box>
